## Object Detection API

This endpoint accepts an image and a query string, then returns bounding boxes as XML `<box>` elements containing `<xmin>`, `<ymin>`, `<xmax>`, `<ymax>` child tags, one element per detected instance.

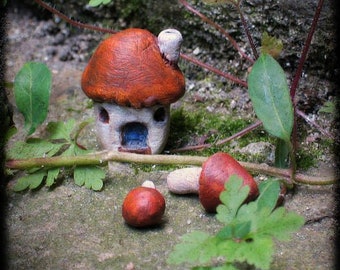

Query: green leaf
<box><xmin>88</xmin><ymin>0</ymin><xmax>111</xmax><ymax>7</ymax></box>
<box><xmin>167</xmin><ymin>231</ymin><xmax>220</xmax><ymax>266</ymax></box>
<box><xmin>216</xmin><ymin>175</ymin><xmax>250</xmax><ymax>224</ymax></box>
<box><xmin>14</xmin><ymin>62</ymin><xmax>52</xmax><ymax>135</ymax></box>
<box><xmin>47</xmin><ymin>119</ymin><xmax>76</xmax><ymax>141</ymax></box>
<box><xmin>255</xmin><ymin>207</ymin><xmax>305</xmax><ymax>241</ymax></box>
<box><xmin>167</xmin><ymin>179</ymin><xmax>305</xmax><ymax>269</ymax></box>
<box><xmin>319</xmin><ymin>101</ymin><xmax>335</xmax><ymax>114</ymax></box>
<box><xmin>7</xmin><ymin>138</ymin><xmax>64</xmax><ymax>159</ymax></box>
<box><xmin>46</xmin><ymin>168</ymin><xmax>60</xmax><ymax>187</ymax></box>
<box><xmin>73</xmin><ymin>166</ymin><xmax>105</xmax><ymax>191</ymax></box>
<box><xmin>247</xmin><ymin>53</ymin><xmax>293</xmax><ymax>142</ymax></box>
<box><xmin>219</xmin><ymin>236</ymin><xmax>274</xmax><ymax>270</ymax></box>
<box><xmin>13</xmin><ymin>171</ymin><xmax>46</xmax><ymax>191</ymax></box>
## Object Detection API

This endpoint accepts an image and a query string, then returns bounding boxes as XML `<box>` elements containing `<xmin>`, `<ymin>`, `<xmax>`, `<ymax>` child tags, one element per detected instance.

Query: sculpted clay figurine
<box><xmin>81</xmin><ymin>28</ymin><xmax>185</xmax><ymax>154</ymax></box>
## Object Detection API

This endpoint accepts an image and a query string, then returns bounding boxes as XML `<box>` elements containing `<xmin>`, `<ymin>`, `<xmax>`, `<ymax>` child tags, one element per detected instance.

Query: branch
<box><xmin>33</xmin><ymin>0</ymin><xmax>116</xmax><ymax>34</ymax></box>
<box><xmin>171</xmin><ymin>120</ymin><xmax>262</xmax><ymax>152</ymax></box>
<box><xmin>180</xmin><ymin>53</ymin><xmax>248</xmax><ymax>87</ymax></box>
<box><xmin>290</xmin><ymin>0</ymin><xmax>324</xmax><ymax>99</ymax></box>
<box><xmin>6</xmin><ymin>151</ymin><xmax>336</xmax><ymax>185</ymax></box>
<box><xmin>178</xmin><ymin>0</ymin><xmax>254</xmax><ymax>63</ymax></box>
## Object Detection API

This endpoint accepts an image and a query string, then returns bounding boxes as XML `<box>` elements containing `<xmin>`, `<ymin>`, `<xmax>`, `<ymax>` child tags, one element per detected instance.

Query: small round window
<box><xmin>153</xmin><ymin>107</ymin><xmax>166</xmax><ymax>122</ymax></box>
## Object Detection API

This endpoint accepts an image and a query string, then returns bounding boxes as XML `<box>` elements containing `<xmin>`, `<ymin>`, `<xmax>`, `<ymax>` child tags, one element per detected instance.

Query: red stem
<box><xmin>290</xmin><ymin>0</ymin><xmax>324</xmax><ymax>175</ymax></box>
<box><xmin>180</xmin><ymin>53</ymin><xmax>248</xmax><ymax>87</ymax></box>
<box><xmin>33</xmin><ymin>0</ymin><xmax>116</xmax><ymax>34</ymax></box>
<box><xmin>296</xmin><ymin>108</ymin><xmax>334</xmax><ymax>139</ymax></box>
<box><xmin>171</xmin><ymin>120</ymin><xmax>262</xmax><ymax>152</ymax></box>
<box><xmin>290</xmin><ymin>0</ymin><xmax>324</xmax><ymax>100</ymax></box>
<box><xmin>178</xmin><ymin>0</ymin><xmax>254</xmax><ymax>63</ymax></box>
<box><xmin>236</xmin><ymin>4</ymin><xmax>259</xmax><ymax>59</ymax></box>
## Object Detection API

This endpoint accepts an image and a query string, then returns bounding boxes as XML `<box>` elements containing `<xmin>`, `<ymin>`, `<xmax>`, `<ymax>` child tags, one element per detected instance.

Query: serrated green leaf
<box><xmin>47</xmin><ymin>119</ymin><xmax>76</xmax><ymax>141</ymax></box>
<box><xmin>13</xmin><ymin>171</ymin><xmax>46</xmax><ymax>191</ymax></box>
<box><xmin>256</xmin><ymin>207</ymin><xmax>305</xmax><ymax>241</ymax></box>
<box><xmin>219</xmin><ymin>236</ymin><xmax>274</xmax><ymax>270</ymax></box>
<box><xmin>167</xmin><ymin>231</ymin><xmax>219</xmax><ymax>265</ymax></box>
<box><xmin>248</xmin><ymin>53</ymin><xmax>293</xmax><ymax>142</ymax></box>
<box><xmin>14</xmin><ymin>62</ymin><xmax>52</xmax><ymax>135</ymax></box>
<box><xmin>73</xmin><ymin>166</ymin><xmax>105</xmax><ymax>191</ymax></box>
<box><xmin>46</xmin><ymin>168</ymin><xmax>60</xmax><ymax>187</ymax></box>
<box><xmin>216</xmin><ymin>175</ymin><xmax>250</xmax><ymax>224</ymax></box>
<box><xmin>6</xmin><ymin>139</ymin><xmax>64</xmax><ymax>159</ymax></box>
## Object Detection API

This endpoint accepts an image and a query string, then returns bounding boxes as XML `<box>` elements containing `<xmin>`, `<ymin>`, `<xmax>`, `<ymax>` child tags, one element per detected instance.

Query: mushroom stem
<box><xmin>158</xmin><ymin>29</ymin><xmax>183</xmax><ymax>64</ymax></box>
<box><xmin>167</xmin><ymin>167</ymin><xmax>201</xmax><ymax>194</ymax></box>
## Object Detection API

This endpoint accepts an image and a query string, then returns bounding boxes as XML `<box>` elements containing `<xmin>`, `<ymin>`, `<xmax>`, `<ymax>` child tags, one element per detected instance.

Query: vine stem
<box><xmin>171</xmin><ymin>120</ymin><xmax>262</xmax><ymax>152</ymax></box>
<box><xmin>33</xmin><ymin>0</ymin><xmax>116</xmax><ymax>34</ymax></box>
<box><xmin>180</xmin><ymin>53</ymin><xmax>248</xmax><ymax>87</ymax></box>
<box><xmin>178</xmin><ymin>0</ymin><xmax>254</xmax><ymax>63</ymax></box>
<box><xmin>5</xmin><ymin>151</ymin><xmax>336</xmax><ymax>185</ymax></box>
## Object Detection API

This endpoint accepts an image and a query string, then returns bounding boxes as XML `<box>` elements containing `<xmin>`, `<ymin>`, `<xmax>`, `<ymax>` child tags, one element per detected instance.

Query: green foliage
<box><xmin>88</xmin><ymin>0</ymin><xmax>112</xmax><ymax>7</ymax></box>
<box><xmin>319</xmin><ymin>101</ymin><xmax>335</xmax><ymax>114</ymax></box>
<box><xmin>248</xmin><ymin>54</ymin><xmax>293</xmax><ymax>143</ymax></box>
<box><xmin>14</xmin><ymin>62</ymin><xmax>52</xmax><ymax>136</ymax></box>
<box><xmin>9</xmin><ymin>119</ymin><xmax>105</xmax><ymax>192</ymax></box>
<box><xmin>167</xmin><ymin>176</ymin><xmax>305</xmax><ymax>269</ymax></box>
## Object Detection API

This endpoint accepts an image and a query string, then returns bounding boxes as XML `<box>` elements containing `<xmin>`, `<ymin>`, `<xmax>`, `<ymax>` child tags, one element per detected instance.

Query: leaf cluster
<box><xmin>167</xmin><ymin>176</ymin><xmax>305</xmax><ymax>269</ymax></box>
<box><xmin>7</xmin><ymin>119</ymin><xmax>105</xmax><ymax>191</ymax></box>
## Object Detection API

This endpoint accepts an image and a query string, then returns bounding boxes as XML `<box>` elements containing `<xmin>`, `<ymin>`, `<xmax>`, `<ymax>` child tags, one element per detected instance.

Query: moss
<box><xmin>165</xmin><ymin>107</ymin><xmax>273</xmax><ymax>156</ymax></box>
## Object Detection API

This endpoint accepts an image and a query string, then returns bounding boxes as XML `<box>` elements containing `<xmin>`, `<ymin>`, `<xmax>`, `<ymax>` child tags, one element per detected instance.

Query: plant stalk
<box><xmin>180</xmin><ymin>53</ymin><xmax>248</xmax><ymax>87</ymax></box>
<box><xmin>6</xmin><ymin>151</ymin><xmax>336</xmax><ymax>185</ymax></box>
<box><xmin>178</xmin><ymin>0</ymin><xmax>254</xmax><ymax>63</ymax></box>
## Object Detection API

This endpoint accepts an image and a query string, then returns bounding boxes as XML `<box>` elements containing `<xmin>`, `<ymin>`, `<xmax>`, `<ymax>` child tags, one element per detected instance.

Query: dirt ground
<box><xmin>3</xmin><ymin>0</ymin><xmax>338</xmax><ymax>269</ymax></box>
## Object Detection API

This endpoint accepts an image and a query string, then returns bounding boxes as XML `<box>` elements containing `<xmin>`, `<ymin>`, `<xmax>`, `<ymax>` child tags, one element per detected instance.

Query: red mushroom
<box><xmin>81</xmin><ymin>28</ymin><xmax>185</xmax><ymax>108</ymax></box>
<box><xmin>199</xmin><ymin>152</ymin><xmax>259</xmax><ymax>213</ymax></box>
<box><xmin>122</xmin><ymin>181</ymin><xmax>166</xmax><ymax>228</ymax></box>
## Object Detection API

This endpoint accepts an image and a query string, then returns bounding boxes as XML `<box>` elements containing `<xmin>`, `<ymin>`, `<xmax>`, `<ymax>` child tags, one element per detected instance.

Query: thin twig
<box><xmin>289</xmin><ymin>0</ymin><xmax>324</xmax><ymax>99</ymax></box>
<box><xmin>180</xmin><ymin>53</ymin><xmax>248</xmax><ymax>87</ymax></box>
<box><xmin>171</xmin><ymin>120</ymin><xmax>262</xmax><ymax>152</ymax></box>
<box><xmin>178</xmin><ymin>0</ymin><xmax>254</xmax><ymax>63</ymax></box>
<box><xmin>296</xmin><ymin>108</ymin><xmax>334</xmax><ymax>140</ymax></box>
<box><xmin>33</xmin><ymin>0</ymin><xmax>116</xmax><ymax>34</ymax></box>
<box><xmin>235</xmin><ymin>3</ymin><xmax>259</xmax><ymax>59</ymax></box>
<box><xmin>290</xmin><ymin>0</ymin><xmax>324</xmax><ymax>178</ymax></box>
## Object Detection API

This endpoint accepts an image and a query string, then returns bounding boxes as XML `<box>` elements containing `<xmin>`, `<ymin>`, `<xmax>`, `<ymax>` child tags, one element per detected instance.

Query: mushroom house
<box><xmin>81</xmin><ymin>28</ymin><xmax>185</xmax><ymax>154</ymax></box>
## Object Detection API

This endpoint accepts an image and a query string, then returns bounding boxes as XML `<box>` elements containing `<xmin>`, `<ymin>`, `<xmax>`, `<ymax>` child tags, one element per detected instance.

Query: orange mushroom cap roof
<box><xmin>81</xmin><ymin>28</ymin><xmax>185</xmax><ymax>108</ymax></box>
